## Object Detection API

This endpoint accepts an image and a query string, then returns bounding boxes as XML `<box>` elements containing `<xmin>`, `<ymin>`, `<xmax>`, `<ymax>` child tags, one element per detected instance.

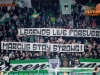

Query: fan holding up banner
<box><xmin>60</xmin><ymin>0</ymin><xmax>71</xmax><ymax>15</ymax></box>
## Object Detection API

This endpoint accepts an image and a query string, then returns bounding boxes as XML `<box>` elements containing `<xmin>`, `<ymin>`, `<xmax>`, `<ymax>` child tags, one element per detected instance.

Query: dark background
<box><xmin>31</xmin><ymin>0</ymin><xmax>100</xmax><ymax>4</ymax></box>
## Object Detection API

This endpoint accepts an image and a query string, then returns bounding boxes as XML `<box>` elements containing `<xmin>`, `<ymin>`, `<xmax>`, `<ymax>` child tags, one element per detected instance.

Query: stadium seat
<box><xmin>75</xmin><ymin>73</ymin><xmax>79</xmax><ymax>75</ymax></box>
<box><xmin>88</xmin><ymin>73</ymin><xmax>92</xmax><ymax>75</ymax></box>
<box><xmin>19</xmin><ymin>73</ymin><xmax>23</xmax><ymax>75</ymax></box>
<box><xmin>48</xmin><ymin>73</ymin><xmax>54</xmax><ymax>75</ymax></box>
<box><xmin>97</xmin><ymin>72</ymin><xmax>100</xmax><ymax>75</ymax></box>
<box><xmin>14</xmin><ymin>73</ymin><xmax>18</xmax><ymax>75</ymax></box>
<box><xmin>59</xmin><ymin>73</ymin><xmax>63</xmax><ymax>75</ymax></box>
<box><xmin>39</xmin><ymin>73</ymin><xmax>43</xmax><ymax>75</ymax></box>
<box><xmin>84</xmin><ymin>73</ymin><xmax>89</xmax><ymax>75</ymax></box>
<box><xmin>9</xmin><ymin>74</ymin><xmax>13</xmax><ymax>75</ymax></box>
<box><xmin>29</xmin><ymin>73</ymin><xmax>34</xmax><ymax>75</ymax></box>
<box><xmin>34</xmin><ymin>73</ymin><xmax>39</xmax><ymax>75</ymax></box>
<box><xmin>23</xmin><ymin>73</ymin><xmax>28</xmax><ymax>75</ymax></box>
<box><xmin>68</xmin><ymin>73</ymin><xmax>71</xmax><ymax>75</ymax></box>
<box><xmin>44</xmin><ymin>73</ymin><xmax>48</xmax><ymax>75</ymax></box>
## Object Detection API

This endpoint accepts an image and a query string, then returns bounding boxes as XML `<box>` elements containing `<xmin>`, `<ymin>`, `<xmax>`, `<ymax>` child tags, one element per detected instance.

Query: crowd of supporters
<box><xmin>0</xmin><ymin>1</ymin><xmax>100</xmax><ymax>62</ymax></box>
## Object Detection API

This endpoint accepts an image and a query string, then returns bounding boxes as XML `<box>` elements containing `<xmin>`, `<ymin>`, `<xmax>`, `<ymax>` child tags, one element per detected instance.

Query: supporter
<box><xmin>39</xmin><ymin>37</ymin><xmax>44</xmax><ymax>43</ymax></box>
<box><xmin>97</xmin><ymin>44</ymin><xmax>100</xmax><ymax>51</ymax></box>
<box><xmin>58</xmin><ymin>37</ymin><xmax>63</xmax><ymax>43</ymax></box>
<box><xmin>3</xmin><ymin>54</ymin><xmax>10</xmax><ymax>66</ymax></box>
<box><xmin>91</xmin><ymin>19</ymin><xmax>97</xmax><ymax>29</ymax></box>
<box><xmin>93</xmin><ymin>51</ymin><xmax>98</xmax><ymax>59</ymax></box>
<box><xmin>47</xmin><ymin>40</ymin><xmax>51</xmax><ymax>43</ymax></box>
<box><xmin>65</xmin><ymin>24</ymin><xmax>70</xmax><ymax>29</ymax></box>
<box><xmin>93</xmin><ymin>41</ymin><xmax>97</xmax><ymax>50</ymax></box>
<box><xmin>0</xmin><ymin>54</ymin><xmax>3</xmax><ymax>60</ymax></box>
<box><xmin>82</xmin><ymin>21</ymin><xmax>87</xmax><ymax>28</ymax></box>
<box><xmin>69</xmin><ymin>17</ymin><xmax>74</xmax><ymax>28</ymax></box>
<box><xmin>87</xmin><ymin>49</ymin><xmax>92</xmax><ymax>58</ymax></box>
<box><xmin>82</xmin><ymin>52</ymin><xmax>86</xmax><ymax>58</ymax></box>
<box><xmin>97</xmin><ymin>50</ymin><xmax>100</xmax><ymax>58</ymax></box>
<box><xmin>84</xmin><ymin>53</ymin><xmax>89</xmax><ymax>58</ymax></box>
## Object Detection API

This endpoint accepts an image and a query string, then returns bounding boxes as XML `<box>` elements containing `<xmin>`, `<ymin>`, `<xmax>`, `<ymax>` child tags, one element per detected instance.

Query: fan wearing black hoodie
<box><xmin>92</xmin><ymin>67</ymin><xmax>98</xmax><ymax>75</ymax></box>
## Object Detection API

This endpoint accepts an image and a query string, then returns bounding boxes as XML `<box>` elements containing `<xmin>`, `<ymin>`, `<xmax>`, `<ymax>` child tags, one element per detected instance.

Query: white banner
<box><xmin>18</xmin><ymin>28</ymin><xmax>100</xmax><ymax>38</ymax></box>
<box><xmin>1</xmin><ymin>42</ymin><xmax>84</xmax><ymax>52</ymax></box>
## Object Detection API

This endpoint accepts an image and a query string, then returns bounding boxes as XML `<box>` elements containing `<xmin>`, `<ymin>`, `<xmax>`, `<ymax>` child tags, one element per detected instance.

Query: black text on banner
<box><xmin>18</xmin><ymin>28</ymin><xmax>100</xmax><ymax>38</ymax></box>
<box><xmin>1</xmin><ymin>42</ymin><xmax>84</xmax><ymax>52</ymax></box>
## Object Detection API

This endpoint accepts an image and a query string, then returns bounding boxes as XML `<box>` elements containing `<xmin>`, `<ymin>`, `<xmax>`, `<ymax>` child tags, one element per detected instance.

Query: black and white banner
<box><xmin>49</xmin><ymin>59</ymin><xmax>60</xmax><ymax>69</ymax></box>
<box><xmin>0</xmin><ymin>60</ymin><xmax>5</xmax><ymax>71</ymax></box>
<box><xmin>0</xmin><ymin>60</ymin><xmax>48</xmax><ymax>71</ymax></box>
<box><xmin>1</xmin><ymin>42</ymin><xmax>84</xmax><ymax>52</ymax></box>
<box><xmin>18</xmin><ymin>28</ymin><xmax>100</xmax><ymax>38</ymax></box>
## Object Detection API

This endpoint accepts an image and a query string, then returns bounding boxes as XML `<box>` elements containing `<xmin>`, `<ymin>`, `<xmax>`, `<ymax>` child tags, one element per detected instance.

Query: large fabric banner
<box><xmin>60</xmin><ymin>0</ymin><xmax>71</xmax><ymax>15</ymax></box>
<box><xmin>0</xmin><ymin>59</ymin><xmax>49</xmax><ymax>71</ymax></box>
<box><xmin>78</xmin><ymin>59</ymin><xmax>100</xmax><ymax>68</ymax></box>
<box><xmin>18</xmin><ymin>28</ymin><xmax>100</xmax><ymax>38</ymax></box>
<box><xmin>61</xmin><ymin>58</ymin><xmax>100</xmax><ymax>68</ymax></box>
<box><xmin>1</xmin><ymin>59</ymin><xmax>100</xmax><ymax>72</ymax></box>
<box><xmin>1</xmin><ymin>42</ymin><xmax>84</xmax><ymax>52</ymax></box>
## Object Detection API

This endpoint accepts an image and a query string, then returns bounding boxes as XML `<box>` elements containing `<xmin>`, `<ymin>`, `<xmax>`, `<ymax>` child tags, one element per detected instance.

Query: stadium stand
<box><xmin>0</xmin><ymin>0</ymin><xmax>100</xmax><ymax>64</ymax></box>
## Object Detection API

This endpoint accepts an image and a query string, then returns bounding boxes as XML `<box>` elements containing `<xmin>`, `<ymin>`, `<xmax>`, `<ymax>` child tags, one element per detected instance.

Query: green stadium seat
<box><xmin>19</xmin><ymin>73</ymin><xmax>23</xmax><ymax>75</ymax></box>
<box><xmin>29</xmin><ymin>73</ymin><xmax>34</xmax><ymax>75</ymax></box>
<box><xmin>68</xmin><ymin>73</ymin><xmax>71</xmax><ymax>75</ymax></box>
<box><xmin>39</xmin><ymin>73</ymin><xmax>43</xmax><ymax>75</ymax></box>
<box><xmin>75</xmin><ymin>73</ymin><xmax>78</xmax><ymax>75</ymax></box>
<box><xmin>88</xmin><ymin>73</ymin><xmax>92</xmax><ymax>75</ymax></box>
<box><xmin>44</xmin><ymin>73</ymin><xmax>48</xmax><ymax>75</ymax></box>
<box><xmin>14</xmin><ymin>73</ymin><xmax>18</xmax><ymax>75</ymax></box>
<box><xmin>9</xmin><ymin>74</ymin><xmax>13</xmax><ymax>75</ymax></box>
<box><xmin>24</xmin><ymin>73</ymin><xmax>28</xmax><ymax>75</ymax></box>
<box><xmin>84</xmin><ymin>73</ymin><xmax>88</xmax><ymax>75</ymax></box>
<box><xmin>34</xmin><ymin>73</ymin><xmax>39</xmax><ymax>75</ymax></box>
<box><xmin>48</xmin><ymin>73</ymin><xmax>54</xmax><ymax>75</ymax></box>
<box><xmin>83</xmin><ymin>74</ymin><xmax>86</xmax><ymax>75</ymax></box>
<box><xmin>59</xmin><ymin>73</ymin><xmax>63</xmax><ymax>75</ymax></box>
<box><xmin>97</xmin><ymin>72</ymin><xmax>100</xmax><ymax>75</ymax></box>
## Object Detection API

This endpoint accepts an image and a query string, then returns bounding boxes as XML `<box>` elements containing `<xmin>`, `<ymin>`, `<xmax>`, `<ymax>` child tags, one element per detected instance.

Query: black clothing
<box><xmin>5</xmin><ymin>61</ymin><xmax>10</xmax><ymax>66</ymax></box>
<box><xmin>92</xmin><ymin>72</ymin><xmax>97</xmax><ymax>75</ymax></box>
